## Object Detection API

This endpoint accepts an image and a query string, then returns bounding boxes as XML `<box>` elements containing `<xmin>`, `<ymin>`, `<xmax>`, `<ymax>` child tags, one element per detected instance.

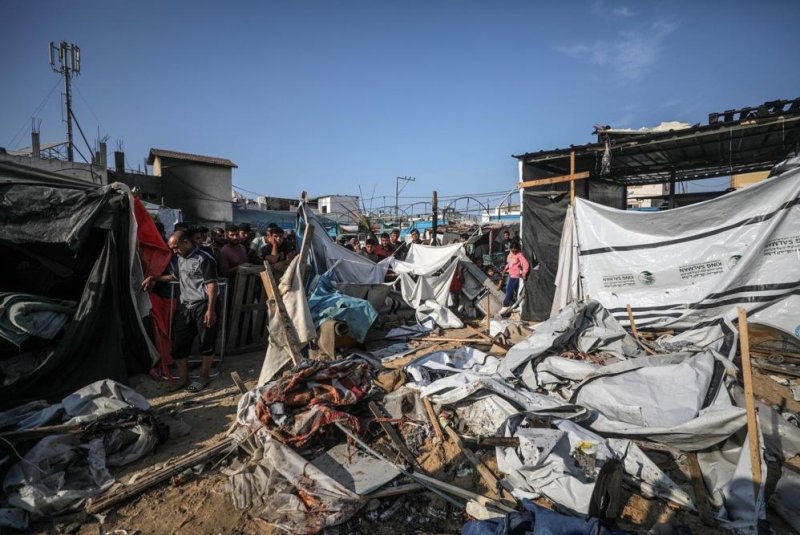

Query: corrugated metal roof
<box><xmin>147</xmin><ymin>148</ymin><xmax>237</xmax><ymax>168</ymax></box>
<box><xmin>514</xmin><ymin>98</ymin><xmax>800</xmax><ymax>186</ymax></box>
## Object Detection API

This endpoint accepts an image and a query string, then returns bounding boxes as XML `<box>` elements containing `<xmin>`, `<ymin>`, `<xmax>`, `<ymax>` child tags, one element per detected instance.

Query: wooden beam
<box><xmin>444</xmin><ymin>426</ymin><xmax>516</xmax><ymax>504</ymax></box>
<box><xmin>569</xmin><ymin>150</ymin><xmax>576</xmax><ymax>206</ymax></box>
<box><xmin>686</xmin><ymin>452</ymin><xmax>717</xmax><ymax>527</ymax></box>
<box><xmin>260</xmin><ymin>264</ymin><xmax>303</xmax><ymax>366</ymax></box>
<box><xmin>368</xmin><ymin>401</ymin><xmax>421</xmax><ymax>470</ymax></box>
<box><xmin>423</xmin><ymin>397</ymin><xmax>444</xmax><ymax>441</ymax></box>
<box><xmin>519</xmin><ymin>171</ymin><xmax>589</xmax><ymax>189</ymax></box>
<box><xmin>737</xmin><ymin>307</ymin><xmax>762</xmax><ymax>498</ymax></box>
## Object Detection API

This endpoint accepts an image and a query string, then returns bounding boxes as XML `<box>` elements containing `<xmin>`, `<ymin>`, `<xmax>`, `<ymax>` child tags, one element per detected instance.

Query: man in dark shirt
<box><xmin>141</xmin><ymin>230</ymin><xmax>219</xmax><ymax>392</ymax></box>
<box><xmin>409</xmin><ymin>228</ymin><xmax>422</xmax><ymax>245</ymax></box>
<box><xmin>221</xmin><ymin>224</ymin><xmax>250</xmax><ymax>276</ymax></box>
<box><xmin>261</xmin><ymin>226</ymin><xmax>295</xmax><ymax>276</ymax></box>
<box><xmin>359</xmin><ymin>238</ymin><xmax>381</xmax><ymax>262</ymax></box>
<box><xmin>501</xmin><ymin>230</ymin><xmax>512</xmax><ymax>253</ymax></box>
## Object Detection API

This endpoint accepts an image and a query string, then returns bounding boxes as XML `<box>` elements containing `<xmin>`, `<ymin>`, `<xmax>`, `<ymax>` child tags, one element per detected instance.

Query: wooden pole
<box><xmin>569</xmin><ymin>150</ymin><xmax>576</xmax><ymax>206</ymax></box>
<box><xmin>737</xmin><ymin>307</ymin><xmax>762</xmax><ymax>498</ymax></box>
<box><xmin>431</xmin><ymin>191</ymin><xmax>438</xmax><ymax>245</ymax></box>
<box><xmin>626</xmin><ymin>304</ymin><xmax>640</xmax><ymax>340</ymax></box>
<box><xmin>423</xmin><ymin>397</ymin><xmax>444</xmax><ymax>440</ymax></box>
<box><xmin>260</xmin><ymin>264</ymin><xmax>303</xmax><ymax>366</ymax></box>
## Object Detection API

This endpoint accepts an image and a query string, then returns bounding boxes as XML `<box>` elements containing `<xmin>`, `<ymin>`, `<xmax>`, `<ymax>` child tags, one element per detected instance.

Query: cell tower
<box><xmin>49</xmin><ymin>41</ymin><xmax>81</xmax><ymax>162</ymax></box>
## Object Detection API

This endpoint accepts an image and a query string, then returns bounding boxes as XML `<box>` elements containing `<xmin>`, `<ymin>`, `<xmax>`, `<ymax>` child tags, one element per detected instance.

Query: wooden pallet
<box><xmin>226</xmin><ymin>266</ymin><xmax>268</xmax><ymax>354</ymax></box>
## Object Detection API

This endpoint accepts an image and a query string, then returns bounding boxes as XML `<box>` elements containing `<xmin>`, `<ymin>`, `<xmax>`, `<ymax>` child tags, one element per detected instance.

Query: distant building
<box><xmin>731</xmin><ymin>171</ymin><xmax>770</xmax><ymax>190</ymax></box>
<box><xmin>311</xmin><ymin>194</ymin><xmax>360</xmax><ymax>224</ymax></box>
<box><xmin>147</xmin><ymin>148</ymin><xmax>237</xmax><ymax>223</ymax></box>
<box><xmin>0</xmin><ymin>133</ymin><xmax>107</xmax><ymax>185</ymax></box>
<box><xmin>627</xmin><ymin>184</ymin><xmax>669</xmax><ymax>209</ymax></box>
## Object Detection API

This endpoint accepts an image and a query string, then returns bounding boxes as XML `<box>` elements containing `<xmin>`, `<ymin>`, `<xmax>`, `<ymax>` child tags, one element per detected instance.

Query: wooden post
<box><xmin>260</xmin><ymin>263</ymin><xmax>303</xmax><ymax>366</ymax></box>
<box><xmin>569</xmin><ymin>150</ymin><xmax>576</xmax><ymax>206</ymax></box>
<box><xmin>626</xmin><ymin>304</ymin><xmax>640</xmax><ymax>340</ymax></box>
<box><xmin>737</xmin><ymin>307</ymin><xmax>762</xmax><ymax>498</ymax></box>
<box><xmin>423</xmin><ymin>397</ymin><xmax>444</xmax><ymax>440</ymax></box>
<box><xmin>431</xmin><ymin>191</ymin><xmax>438</xmax><ymax>245</ymax></box>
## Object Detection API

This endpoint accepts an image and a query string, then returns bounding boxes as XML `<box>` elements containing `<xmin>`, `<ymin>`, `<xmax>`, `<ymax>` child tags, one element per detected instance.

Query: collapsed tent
<box><xmin>550</xmin><ymin>160</ymin><xmax>800</xmax><ymax>356</ymax></box>
<box><xmin>0</xmin><ymin>169</ymin><xmax>158</xmax><ymax>408</ymax></box>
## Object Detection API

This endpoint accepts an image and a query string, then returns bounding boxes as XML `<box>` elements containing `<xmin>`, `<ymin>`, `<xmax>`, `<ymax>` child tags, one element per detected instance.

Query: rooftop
<box><xmin>514</xmin><ymin>98</ymin><xmax>800</xmax><ymax>186</ymax></box>
<box><xmin>147</xmin><ymin>148</ymin><xmax>237</xmax><ymax>168</ymax></box>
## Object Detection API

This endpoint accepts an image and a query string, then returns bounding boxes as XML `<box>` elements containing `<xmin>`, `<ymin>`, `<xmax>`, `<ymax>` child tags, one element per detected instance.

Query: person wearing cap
<box><xmin>359</xmin><ymin>238</ymin><xmax>381</xmax><ymax>262</ymax></box>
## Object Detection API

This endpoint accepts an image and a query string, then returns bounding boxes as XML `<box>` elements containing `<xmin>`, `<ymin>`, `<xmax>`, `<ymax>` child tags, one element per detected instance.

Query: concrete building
<box><xmin>627</xmin><ymin>183</ymin><xmax>669</xmax><ymax>209</ymax></box>
<box><xmin>147</xmin><ymin>148</ymin><xmax>237</xmax><ymax>224</ymax></box>
<box><xmin>0</xmin><ymin>133</ymin><xmax>107</xmax><ymax>185</ymax></box>
<box><xmin>311</xmin><ymin>194</ymin><xmax>360</xmax><ymax>224</ymax></box>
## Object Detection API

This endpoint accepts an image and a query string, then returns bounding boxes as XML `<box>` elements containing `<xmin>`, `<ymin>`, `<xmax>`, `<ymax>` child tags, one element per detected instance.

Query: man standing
<box><xmin>501</xmin><ymin>230</ymin><xmax>512</xmax><ymax>253</ymax></box>
<box><xmin>221</xmin><ymin>224</ymin><xmax>250</xmax><ymax>276</ymax></box>
<box><xmin>376</xmin><ymin>232</ymin><xmax>392</xmax><ymax>259</ymax></box>
<box><xmin>142</xmin><ymin>230</ymin><xmax>219</xmax><ymax>392</ymax></box>
<box><xmin>409</xmin><ymin>228</ymin><xmax>422</xmax><ymax>245</ymax></box>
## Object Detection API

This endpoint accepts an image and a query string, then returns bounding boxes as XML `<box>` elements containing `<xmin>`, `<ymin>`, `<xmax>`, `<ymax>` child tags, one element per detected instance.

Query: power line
<box><xmin>6</xmin><ymin>77</ymin><xmax>62</xmax><ymax>148</ymax></box>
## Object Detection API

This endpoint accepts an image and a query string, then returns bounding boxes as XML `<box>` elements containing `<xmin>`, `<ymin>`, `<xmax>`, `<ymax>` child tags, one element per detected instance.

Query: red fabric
<box><xmin>132</xmin><ymin>197</ymin><xmax>174</xmax><ymax>372</ymax></box>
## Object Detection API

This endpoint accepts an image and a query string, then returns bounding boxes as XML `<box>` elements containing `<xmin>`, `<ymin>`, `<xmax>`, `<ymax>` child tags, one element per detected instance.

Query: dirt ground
<box><xmin>26</xmin><ymin>327</ymin><xmax>800</xmax><ymax>535</ymax></box>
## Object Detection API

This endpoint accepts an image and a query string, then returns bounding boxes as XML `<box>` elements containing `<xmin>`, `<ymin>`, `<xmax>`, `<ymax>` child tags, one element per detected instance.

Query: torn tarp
<box><xmin>308</xmin><ymin>271</ymin><xmax>378</xmax><ymax>343</ymax></box>
<box><xmin>570</xmin><ymin>351</ymin><xmax>746</xmax><ymax>450</ymax></box>
<box><xmin>0</xmin><ymin>293</ymin><xmax>76</xmax><ymax>346</ymax></box>
<box><xmin>499</xmin><ymin>300</ymin><xmax>641</xmax><ymax>378</ymax></box>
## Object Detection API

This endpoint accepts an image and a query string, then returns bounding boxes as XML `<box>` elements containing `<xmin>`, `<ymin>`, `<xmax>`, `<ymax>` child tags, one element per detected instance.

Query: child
<box><xmin>502</xmin><ymin>240</ymin><xmax>530</xmax><ymax>310</ymax></box>
<box><xmin>486</xmin><ymin>265</ymin><xmax>502</xmax><ymax>289</ymax></box>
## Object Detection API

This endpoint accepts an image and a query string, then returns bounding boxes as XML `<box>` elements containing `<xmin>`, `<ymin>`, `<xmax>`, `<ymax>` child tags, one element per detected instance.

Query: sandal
<box><xmin>185</xmin><ymin>379</ymin><xmax>210</xmax><ymax>393</ymax></box>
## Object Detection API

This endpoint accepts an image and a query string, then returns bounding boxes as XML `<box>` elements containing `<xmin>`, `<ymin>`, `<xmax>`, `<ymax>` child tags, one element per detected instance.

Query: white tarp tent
<box><xmin>552</xmin><ymin>160</ymin><xmax>800</xmax><ymax>355</ymax></box>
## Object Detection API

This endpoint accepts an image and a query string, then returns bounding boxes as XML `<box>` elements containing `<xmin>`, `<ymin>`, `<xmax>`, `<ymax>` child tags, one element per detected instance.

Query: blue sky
<box><xmin>1</xmin><ymin>0</ymin><xmax>798</xmax><ymax>209</ymax></box>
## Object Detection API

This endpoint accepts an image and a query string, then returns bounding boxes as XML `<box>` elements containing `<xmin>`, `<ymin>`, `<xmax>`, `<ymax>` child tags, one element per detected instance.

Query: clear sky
<box><xmin>1</xmin><ymin>0</ymin><xmax>798</xmax><ymax>209</ymax></box>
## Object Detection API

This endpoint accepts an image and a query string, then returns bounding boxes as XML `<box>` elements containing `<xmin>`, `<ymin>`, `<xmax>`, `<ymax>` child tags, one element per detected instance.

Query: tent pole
<box><xmin>737</xmin><ymin>307</ymin><xmax>762</xmax><ymax>499</ymax></box>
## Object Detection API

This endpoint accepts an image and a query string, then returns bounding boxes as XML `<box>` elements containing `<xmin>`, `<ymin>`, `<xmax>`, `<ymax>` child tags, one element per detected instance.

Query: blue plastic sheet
<box><xmin>308</xmin><ymin>272</ymin><xmax>378</xmax><ymax>343</ymax></box>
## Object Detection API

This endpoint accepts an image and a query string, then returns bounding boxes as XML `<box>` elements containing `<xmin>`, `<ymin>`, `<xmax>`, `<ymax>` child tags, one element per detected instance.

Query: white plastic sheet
<box><xmin>572</xmin><ymin>164</ymin><xmax>800</xmax><ymax>337</ymax></box>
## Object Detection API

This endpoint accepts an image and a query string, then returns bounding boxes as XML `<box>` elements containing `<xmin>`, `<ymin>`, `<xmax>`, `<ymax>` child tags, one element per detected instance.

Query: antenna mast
<box><xmin>50</xmin><ymin>41</ymin><xmax>81</xmax><ymax>162</ymax></box>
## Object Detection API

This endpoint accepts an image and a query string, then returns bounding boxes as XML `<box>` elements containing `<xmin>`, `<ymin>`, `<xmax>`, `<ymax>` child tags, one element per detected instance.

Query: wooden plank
<box><xmin>750</xmin><ymin>359</ymin><xmax>800</xmax><ymax>377</ymax></box>
<box><xmin>423</xmin><ymin>397</ymin><xmax>444</xmax><ymax>440</ymax></box>
<box><xmin>444</xmin><ymin>426</ymin><xmax>515</xmax><ymax>503</ymax></box>
<box><xmin>626</xmin><ymin>304</ymin><xmax>656</xmax><ymax>355</ymax></box>
<box><xmin>569</xmin><ymin>150</ymin><xmax>576</xmax><ymax>206</ymax></box>
<box><xmin>368</xmin><ymin>401</ymin><xmax>421</xmax><ymax>469</ymax></box>
<box><xmin>260</xmin><ymin>263</ymin><xmax>303</xmax><ymax>366</ymax></box>
<box><xmin>686</xmin><ymin>452</ymin><xmax>717</xmax><ymax>527</ymax></box>
<box><xmin>519</xmin><ymin>170</ymin><xmax>589</xmax><ymax>189</ymax></box>
<box><xmin>737</xmin><ymin>307</ymin><xmax>762</xmax><ymax>498</ymax></box>
<box><xmin>85</xmin><ymin>437</ymin><xmax>235</xmax><ymax>514</ymax></box>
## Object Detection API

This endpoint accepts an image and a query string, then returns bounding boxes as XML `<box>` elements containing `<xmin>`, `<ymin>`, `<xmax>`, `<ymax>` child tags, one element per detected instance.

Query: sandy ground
<box><xmin>24</xmin><ymin>328</ymin><xmax>800</xmax><ymax>535</ymax></box>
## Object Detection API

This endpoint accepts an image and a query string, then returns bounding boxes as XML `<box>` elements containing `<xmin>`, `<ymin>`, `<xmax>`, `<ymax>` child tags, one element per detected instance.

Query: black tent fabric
<box><xmin>0</xmin><ymin>182</ymin><xmax>152</xmax><ymax>409</ymax></box>
<box><xmin>521</xmin><ymin>192</ymin><xmax>569</xmax><ymax>322</ymax></box>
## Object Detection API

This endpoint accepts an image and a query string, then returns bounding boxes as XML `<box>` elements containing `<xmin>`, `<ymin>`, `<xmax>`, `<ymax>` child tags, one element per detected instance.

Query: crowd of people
<box><xmin>144</xmin><ymin>219</ymin><xmax>530</xmax><ymax>391</ymax></box>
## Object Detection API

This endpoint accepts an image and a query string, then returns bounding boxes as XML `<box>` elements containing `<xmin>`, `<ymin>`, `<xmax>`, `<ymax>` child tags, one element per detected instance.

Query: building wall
<box><xmin>157</xmin><ymin>156</ymin><xmax>233</xmax><ymax>223</ymax></box>
<box><xmin>108</xmin><ymin>170</ymin><xmax>163</xmax><ymax>203</ymax></box>
<box><xmin>0</xmin><ymin>152</ymin><xmax>107</xmax><ymax>184</ymax></box>
<box><xmin>731</xmin><ymin>171</ymin><xmax>770</xmax><ymax>189</ymax></box>
<box><xmin>627</xmin><ymin>183</ymin><xmax>668</xmax><ymax>208</ymax></box>
<box><xmin>317</xmin><ymin>195</ymin><xmax>360</xmax><ymax>224</ymax></box>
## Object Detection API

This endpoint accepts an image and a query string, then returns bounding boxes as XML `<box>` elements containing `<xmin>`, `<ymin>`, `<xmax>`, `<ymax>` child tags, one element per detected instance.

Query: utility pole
<box><xmin>50</xmin><ymin>41</ymin><xmax>81</xmax><ymax>162</ymax></box>
<box><xmin>395</xmin><ymin>176</ymin><xmax>415</xmax><ymax>219</ymax></box>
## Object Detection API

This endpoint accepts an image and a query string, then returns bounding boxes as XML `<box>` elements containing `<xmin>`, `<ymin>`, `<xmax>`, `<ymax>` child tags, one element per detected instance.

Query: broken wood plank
<box><xmin>737</xmin><ymin>307</ymin><xmax>762</xmax><ymax>498</ymax></box>
<box><xmin>519</xmin><ymin>170</ymin><xmax>589</xmax><ymax>189</ymax></box>
<box><xmin>368</xmin><ymin>401</ymin><xmax>421</xmax><ymax>470</ymax></box>
<box><xmin>260</xmin><ymin>262</ymin><xmax>303</xmax><ymax>366</ymax></box>
<box><xmin>569</xmin><ymin>150</ymin><xmax>576</xmax><ymax>205</ymax></box>
<box><xmin>462</xmin><ymin>436</ymin><xmax>521</xmax><ymax>449</ymax></box>
<box><xmin>686</xmin><ymin>452</ymin><xmax>717</xmax><ymax>527</ymax></box>
<box><xmin>626</xmin><ymin>304</ymin><xmax>656</xmax><ymax>355</ymax></box>
<box><xmin>419</xmin><ymin>336</ymin><xmax>492</xmax><ymax>344</ymax></box>
<box><xmin>750</xmin><ymin>359</ymin><xmax>800</xmax><ymax>377</ymax></box>
<box><xmin>85</xmin><ymin>436</ymin><xmax>235</xmax><ymax>514</ymax></box>
<box><xmin>422</xmin><ymin>397</ymin><xmax>444</xmax><ymax>440</ymax></box>
<box><xmin>444</xmin><ymin>426</ymin><xmax>516</xmax><ymax>504</ymax></box>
